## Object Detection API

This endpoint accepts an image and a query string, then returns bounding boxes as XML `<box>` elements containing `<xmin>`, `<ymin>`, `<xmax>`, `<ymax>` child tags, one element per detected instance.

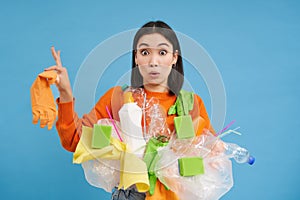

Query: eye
<box><xmin>140</xmin><ymin>49</ymin><xmax>149</xmax><ymax>56</ymax></box>
<box><xmin>159</xmin><ymin>50</ymin><xmax>167</xmax><ymax>56</ymax></box>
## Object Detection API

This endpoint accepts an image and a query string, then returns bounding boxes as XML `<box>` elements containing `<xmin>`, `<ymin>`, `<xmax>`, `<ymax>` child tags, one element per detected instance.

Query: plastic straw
<box><xmin>217</xmin><ymin>120</ymin><xmax>236</xmax><ymax>135</ymax></box>
<box><xmin>218</xmin><ymin>128</ymin><xmax>242</xmax><ymax>139</ymax></box>
<box><xmin>105</xmin><ymin>105</ymin><xmax>123</xmax><ymax>142</ymax></box>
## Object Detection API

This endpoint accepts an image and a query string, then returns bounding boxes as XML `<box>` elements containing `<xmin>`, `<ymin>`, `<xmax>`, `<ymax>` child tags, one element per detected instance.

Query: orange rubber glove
<box><xmin>30</xmin><ymin>70</ymin><xmax>58</xmax><ymax>130</ymax></box>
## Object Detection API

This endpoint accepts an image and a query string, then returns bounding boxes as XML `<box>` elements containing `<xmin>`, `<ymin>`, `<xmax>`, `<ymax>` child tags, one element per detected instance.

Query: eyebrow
<box><xmin>138</xmin><ymin>43</ymin><xmax>149</xmax><ymax>48</ymax></box>
<box><xmin>138</xmin><ymin>42</ymin><xmax>170</xmax><ymax>48</ymax></box>
<box><xmin>158</xmin><ymin>43</ymin><xmax>170</xmax><ymax>47</ymax></box>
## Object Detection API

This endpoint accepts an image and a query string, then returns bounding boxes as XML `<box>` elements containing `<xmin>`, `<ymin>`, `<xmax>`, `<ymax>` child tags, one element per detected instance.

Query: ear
<box><xmin>134</xmin><ymin>50</ymin><xmax>138</xmax><ymax>66</ymax></box>
<box><xmin>172</xmin><ymin>50</ymin><xmax>178</xmax><ymax>65</ymax></box>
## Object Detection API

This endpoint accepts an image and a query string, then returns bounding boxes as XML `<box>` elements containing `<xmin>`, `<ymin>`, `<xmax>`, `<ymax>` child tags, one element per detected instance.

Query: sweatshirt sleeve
<box><xmin>190</xmin><ymin>94</ymin><xmax>215</xmax><ymax>136</ymax></box>
<box><xmin>55</xmin><ymin>86</ymin><xmax>123</xmax><ymax>152</ymax></box>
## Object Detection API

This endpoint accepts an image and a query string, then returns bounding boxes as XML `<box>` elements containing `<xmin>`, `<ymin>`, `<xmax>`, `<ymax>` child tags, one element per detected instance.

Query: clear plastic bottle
<box><xmin>224</xmin><ymin>143</ymin><xmax>255</xmax><ymax>165</ymax></box>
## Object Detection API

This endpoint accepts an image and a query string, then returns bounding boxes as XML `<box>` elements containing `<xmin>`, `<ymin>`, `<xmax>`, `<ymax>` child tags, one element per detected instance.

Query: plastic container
<box><xmin>223</xmin><ymin>143</ymin><xmax>255</xmax><ymax>165</ymax></box>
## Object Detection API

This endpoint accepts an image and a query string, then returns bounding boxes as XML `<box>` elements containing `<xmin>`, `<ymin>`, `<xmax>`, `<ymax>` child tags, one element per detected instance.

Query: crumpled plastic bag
<box><xmin>78</xmin><ymin>119</ymin><xmax>149</xmax><ymax>193</ymax></box>
<box><xmin>82</xmin><ymin>159</ymin><xmax>120</xmax><ymax>192</ymax></box>
<box><xmin>80</xmin><ymin>119</ymin><xmax>121</xmax><ymax>192</ymax></box>
<box><xmin>145</xmin><ymin>98</ymin><xmax>171</xmax><ymax>142</ymax></box>
<box><xmin>154</xmin><ymin>130</ymin><xmax>233</xmax><ymax>200</ymax></box>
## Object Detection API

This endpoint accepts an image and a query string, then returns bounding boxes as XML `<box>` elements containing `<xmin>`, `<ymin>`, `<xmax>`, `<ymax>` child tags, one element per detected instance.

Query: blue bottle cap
<box><xmin>248</xmin><ymin>156</ymin><xmax>255</xmax><ymax>165</ymax></box>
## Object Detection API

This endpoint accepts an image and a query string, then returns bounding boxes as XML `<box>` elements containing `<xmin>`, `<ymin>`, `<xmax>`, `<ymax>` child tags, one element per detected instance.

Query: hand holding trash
<box><xmin>31</xmin><ymin>46</ymin><xmax>74</xmax><ymax>129</ymax></box>
<box><xmin>44</xmin><ymin>46</ymin><xmax>73</xmax><ymax>103</ymax></box>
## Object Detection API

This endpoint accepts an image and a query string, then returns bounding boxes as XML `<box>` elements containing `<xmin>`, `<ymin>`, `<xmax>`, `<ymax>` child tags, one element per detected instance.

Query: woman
<box><xmin>46</xmin><ymin>21</ymin><xmax>214</xmax><ymax>200</ymax></box>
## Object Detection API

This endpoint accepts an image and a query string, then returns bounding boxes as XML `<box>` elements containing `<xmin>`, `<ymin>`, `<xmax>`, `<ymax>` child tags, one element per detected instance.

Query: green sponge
<box><xmin>174</xmin><ymin>115</ymin><xmax>195</xmax><ymax>139</ymax></box>
<box><xmin>178</xmin><ymin>157</ymin><xmax>204</xmax><ymax>177</ymax></box>
<box><xmin>92</xmin><ymin>124</ymin><xmax>112</xmax><ymax>149</ymax></box>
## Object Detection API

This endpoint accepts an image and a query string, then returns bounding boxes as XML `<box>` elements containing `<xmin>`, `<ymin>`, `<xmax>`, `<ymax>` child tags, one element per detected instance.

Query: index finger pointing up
<box><xmin>51</xmin><ymin>46</ymin><xmax>62</xmax><ymax>67</ymax></box>
<box><xmin>51</xmin><ymin>46</ymin><xmax>57</xmax><ymax>60</ymax></box>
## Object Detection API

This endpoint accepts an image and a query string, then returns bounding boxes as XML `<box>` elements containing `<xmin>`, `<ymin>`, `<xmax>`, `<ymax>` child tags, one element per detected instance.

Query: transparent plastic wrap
<box><xmin>80</xmin><ymin>119</ymin><xmax>122</xmax><ymax>192</ymax></box>
<box><xmin>82</xmin><ymin>159</ymin><xmax>120</xmax><ymax>192</ymax></box>
<box><xmin>125</xmin><ymin>87</ymin><xmax>172</xmax><ymax>143</ymax></box>
<box><xmin>129</xmin><ymin>87</ymin><xmax>145</xmax><ymax>108</ymax></box>
<box><xmin>155</xmin><ymin>130</ymin><xmax>234</xmax><ymax>200</ymax></box>
<box><xmin>145</xmin><ymin>97</ymin><xmax>171</xmax><ymax>142</ymax></box>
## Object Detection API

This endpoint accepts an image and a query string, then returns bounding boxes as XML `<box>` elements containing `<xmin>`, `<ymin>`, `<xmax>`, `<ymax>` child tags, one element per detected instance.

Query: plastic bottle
<box><xmin>119</xmin><ymin>91</ymin><xmax>146</xmax><ymax>158</ymax></box>
<box><xmin>224</xmin><ymin>143</ymin><xmax>255</xmax><ymax>165</ymax></box>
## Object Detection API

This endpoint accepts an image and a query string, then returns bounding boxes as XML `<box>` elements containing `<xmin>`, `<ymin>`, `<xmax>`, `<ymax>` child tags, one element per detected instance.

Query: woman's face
<box><xmin>135</xmin><ymin>33</ymin><xmax>178</xmax><ymax>90</ymax></box>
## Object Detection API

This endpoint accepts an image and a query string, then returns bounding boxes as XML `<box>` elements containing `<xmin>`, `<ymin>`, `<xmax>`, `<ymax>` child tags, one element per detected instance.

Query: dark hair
<box><xmin>131</xmin><ymin>21</ymin><xmax>184</xmax><ymax>96</ymax></box>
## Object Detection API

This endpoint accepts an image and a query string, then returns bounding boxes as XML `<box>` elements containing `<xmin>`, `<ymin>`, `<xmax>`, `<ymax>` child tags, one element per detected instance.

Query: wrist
<box><xmin>59</xmin><ymin>89</ymin><xmax>73</xmax><ymax>103</ymax></box>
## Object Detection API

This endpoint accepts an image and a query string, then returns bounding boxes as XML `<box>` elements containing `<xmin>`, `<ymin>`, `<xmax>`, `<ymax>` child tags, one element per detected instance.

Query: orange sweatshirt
<box><xmin>56</xmin><ymin>86</ymin><xmax>214</xmax><ymax>199</ymax></box>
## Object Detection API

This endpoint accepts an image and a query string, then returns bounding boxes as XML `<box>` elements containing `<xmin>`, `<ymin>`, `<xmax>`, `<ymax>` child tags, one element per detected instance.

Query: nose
<box><xmin>149</xmin><ymin>54</ymin><xmax>159</xmax><ymax>67</ymax></box>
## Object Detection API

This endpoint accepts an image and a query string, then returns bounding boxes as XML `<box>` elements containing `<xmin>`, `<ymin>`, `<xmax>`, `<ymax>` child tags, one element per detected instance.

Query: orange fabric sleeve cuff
<box><xmin>56</xmin><ymin>98</ymin><xmax>76</xmax><ymax>125</ymax></box>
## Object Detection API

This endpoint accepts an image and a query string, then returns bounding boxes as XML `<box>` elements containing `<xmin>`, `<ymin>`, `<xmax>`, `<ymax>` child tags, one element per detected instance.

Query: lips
<box><xmin>149</xmin><ymin>71</ymin><xmax>160</xmax><ymax>75</ymax></box>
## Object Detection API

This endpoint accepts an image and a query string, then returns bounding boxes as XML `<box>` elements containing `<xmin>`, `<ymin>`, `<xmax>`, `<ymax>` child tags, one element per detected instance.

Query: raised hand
<box><xmin>45</xmin><ymin>46</ymin><xmax>73</xmax><ymax>102</ymax></box>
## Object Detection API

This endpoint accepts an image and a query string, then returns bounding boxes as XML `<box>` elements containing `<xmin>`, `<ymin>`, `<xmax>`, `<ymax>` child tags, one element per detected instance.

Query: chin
<box><xmin>145</xmin><ymin>81</ymin><xmax>168</xmax><ymax>88</ymax></box>
<box><xmin>145</xmin><ymin>82</ymin><xmax>160</xmax><ymax>86</ymax></box>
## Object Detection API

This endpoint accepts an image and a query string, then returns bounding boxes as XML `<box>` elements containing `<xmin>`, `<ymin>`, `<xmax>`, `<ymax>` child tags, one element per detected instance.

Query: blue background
<box><xmin>1</xmin><ymin>0</ymin><xmax>299</xmax><ymax>199</ymax></box>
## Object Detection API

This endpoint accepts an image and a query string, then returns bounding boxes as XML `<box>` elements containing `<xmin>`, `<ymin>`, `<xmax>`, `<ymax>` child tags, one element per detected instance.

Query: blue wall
<box><xmin>1</xmin><ymin>0</ymin><xmax>299</xmax><ymax>199</ymax></box>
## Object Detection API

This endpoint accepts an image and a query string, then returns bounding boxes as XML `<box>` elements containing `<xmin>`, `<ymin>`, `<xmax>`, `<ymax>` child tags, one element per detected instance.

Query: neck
<box><xmin>143</xmin><ymin>84</ymin><xmax>169</xmax><ymax>93</ymax></box>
